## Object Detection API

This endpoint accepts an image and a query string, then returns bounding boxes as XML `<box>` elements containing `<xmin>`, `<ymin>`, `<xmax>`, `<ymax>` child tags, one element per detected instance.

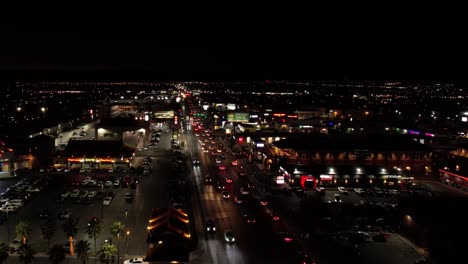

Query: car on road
<box><xmin>240</xmin><ymin>187</ymin><xmax>249</xmax><ymax>195</ymax></box>
<box><xmin>231</xmin><ymin>160</ymin><xmax>238</xmax><ymax>166</ymax></box>
<box><xmin>222</xmin><ymin>191</ymin><xmax>230</xmax><ymax>199</ymax></box>
<box><xmin>193</xmin><ymin>158</ymin><xmax>200</xmax><ymax>165</ymax></box>
<box><xmin>103</xmin><ymin>196</ymin><xmax>113</xmax><ymax>206</ymax></box>
<box><xmin>225</xmin><ymin>177</ymin><xmax>233</xmax><ymax>184</ymax></box>
<box><xmin>205</xmin><ymin>176</ymin><xmax>213</xmax><ymax>184</ymax></box>
<box><xmin>334</xmin><ymin>194</ymin><xmax>342</xmax><ymax>203</ymax></box>
<box><xmin>125</xmin><ymin>192</ymin><xmax>134</xmax><ymax>202</ymax></box>
<box><xmin>217</xmin><ymin>182</ymin><xmax>226</xmax><ymax>190</ymax></box>
<box><xmin>338</xmin><ymin>187</ymin><xmax>348</xmax><ymax>194</ymax></box>
<box><xmin>224</xmin><ymin>230</ymin><xmax>236</xmax><ymax>243</ymax></box>
<box><xmin>206</xmin><ymin>220</ymin><xmax>216</xmax><ymax>232</ymax></box>
<box><xmin>234</xmin><ymin>194</ymin><xmax>246</xmax><ymax>204</ymax></box>
<box><xmin>215</xmin><ymin>158</ymin><xmax>221</xmax><ymax>164</ymax></box>
<box><xmin>244</xmin><ymin>214</ymin><xmax>256</xmax><ymax>224</ymax></box>
<box><xmin>260</xmin><ymin>197</ymin><xmax>269</xmax><ymax>206</ymax></box>
<box><xmin>39</xmin><ymin>208</ymin><xmax>50</xmax><ymax>219</ymax></box>
<box><xmin>218</xmin><ymin>165</ymin><xmax>226</xmax><ymax>171</ymax></box>
<box><xmin>87</xmin><ymin>191</ymin><xmax>97</xmax><ymax>198</ymax></box>
<box><xmin>104</xmin><ymin>181</ymin><xmax>113</xmax><ymax>188</ymax></box>
<box><xmin>123</xmin><ymin>258</ymin><xmax>149</xmax><ymax>264</ymax></box>
<box><xmin>278</xmin><ymin>232</ymin><xmax>294</xmax><ymax>243</ymax></box>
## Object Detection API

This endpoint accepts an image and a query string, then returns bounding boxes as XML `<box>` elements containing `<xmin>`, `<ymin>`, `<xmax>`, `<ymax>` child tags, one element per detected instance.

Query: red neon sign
<box><xmin>300</xmin><ymin>175</ymin><xmax>317</xmax><ymax>189</ymax></box>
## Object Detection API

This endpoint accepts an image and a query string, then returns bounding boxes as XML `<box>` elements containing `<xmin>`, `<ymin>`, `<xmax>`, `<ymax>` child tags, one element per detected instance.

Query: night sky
<box><xmin>1</xmin><ymin>15</ymin><xmax>467</xmax><ymax>82</ymax></box>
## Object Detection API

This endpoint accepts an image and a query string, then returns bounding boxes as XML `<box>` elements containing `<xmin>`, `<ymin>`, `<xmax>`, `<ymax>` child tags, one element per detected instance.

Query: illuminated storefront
<box><xmin>67</xmin><ymin>157</ymin><xmax>130</xmax><ymax>169</ymax></box>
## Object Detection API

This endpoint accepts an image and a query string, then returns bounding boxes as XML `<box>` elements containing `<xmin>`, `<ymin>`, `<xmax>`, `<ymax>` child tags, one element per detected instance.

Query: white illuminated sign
<box><xmin>276</xmin><ymin>176</ymin><xmax>285</xmax><ymax>184</ymax></box>
<box><xmin>256</xmin><ymin>142</ymin><xmax>265</xmax><ymax>148</ymax></box>
<box><xmin>227</xmin><ymin>104</ymin><xmax>236</xmax><ymax>110</ymax></box>
<box><xmin>320</xmin><ymin>174</ymin><xmax>333</xmax><ymax>181</ymax></box>
<box><xmin>462</xmin><ymin>116</ymin><xmax>468</xmax><ymax>122</ymax></box>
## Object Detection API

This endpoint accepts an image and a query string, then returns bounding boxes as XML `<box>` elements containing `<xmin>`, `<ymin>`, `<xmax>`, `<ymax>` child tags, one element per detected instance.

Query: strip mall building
<box><xmin>264</xmin><ymin>134</ymin><xmax>433</xmax><ymax>188</ymax></box>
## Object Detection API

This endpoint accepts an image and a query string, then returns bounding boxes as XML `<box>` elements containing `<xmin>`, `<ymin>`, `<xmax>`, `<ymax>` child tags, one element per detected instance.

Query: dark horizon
<box><xmin>2</xmin><ymin>24</ymin><xmax>468</xmax><ymax>83</ymax></box>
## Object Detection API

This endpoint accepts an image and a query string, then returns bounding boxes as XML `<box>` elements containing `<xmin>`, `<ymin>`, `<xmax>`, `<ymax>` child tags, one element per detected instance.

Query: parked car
<box><xmin>316</xmin><ymin>187</ymin><xmax>326</xmax><ymax>195</ymax></box>
<box><xmin>103</xmin><ymin>196</ymin><xmax>113</xmax><ymax>206</ymax></box>
<box><xmin>123</xmin><ymin>258</ymin><xmax>149</xmax><ymax>264</ymax></box>
<box><xmin>338</xmin><ymin>187</ymin><xmax>348</xmax><ymax>194</ymax></box>
<box><xmin>58</xmin><ymin>208</ymin><xmax>73</xmax><ymax>219</ymax></box>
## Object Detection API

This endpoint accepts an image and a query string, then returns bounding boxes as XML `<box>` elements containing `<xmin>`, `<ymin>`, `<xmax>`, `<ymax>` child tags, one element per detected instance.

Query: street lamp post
<box><xmin>126</xmin><ymin>230</ymin><xmax>130</xmax><ymax>257</ymax></box>
<box><xmin>6</xmin><ymin>208</ymin><xmax>10</xmax><ymax>242</ymax></box>
<box><xmin>101</xmin><ymin>184</ymin><xmax>104</xmax><ymax>219</ymax></box>
<box><xmin>117</xmin><ymin>232</ymin><xmax>120</xmax><ymax>263</ymax></box>
<box><xmin>125</xmin><ymin>209</ymin><xmax>128</xmax><ymax>256</ymax></box>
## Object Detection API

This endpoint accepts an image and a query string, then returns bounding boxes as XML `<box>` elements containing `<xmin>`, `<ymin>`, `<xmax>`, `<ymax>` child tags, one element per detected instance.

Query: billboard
<box><xmin>153</xmin><ymin>111</ymin><xmax>174</xmax><ymax>119</ymax></box>
<box><xmin>227</xmin><ymin>112</ymin><xmax>249</xmax><ymax>123</ymax></box>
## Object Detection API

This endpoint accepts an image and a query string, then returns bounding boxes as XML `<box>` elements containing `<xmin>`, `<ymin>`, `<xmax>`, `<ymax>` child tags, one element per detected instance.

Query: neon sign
<box><xmin>300</xmin><ymin>175</ymin><xmax>317</xmax><ymax>189</ymax></box>
<box><xmin>68</xmin><ymin>158</ymin><xmax>84</xmax><ymax>162</ymax></box>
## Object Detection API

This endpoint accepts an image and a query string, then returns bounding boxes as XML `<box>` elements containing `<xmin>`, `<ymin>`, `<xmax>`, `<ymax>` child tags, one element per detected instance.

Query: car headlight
<box><xmin>207</xmin><ymin>227</ymin><xmax>210</xmax><ymax>231</ymax></box>
<box><xmin>231</xmin><ymin>238</ymin><xmax>235</xmax><ymax>242</ymax></box>
<box><xmin>213</xmin><ymin>227</ymin><xmax>216</xmax><ymax>231</ymax></box>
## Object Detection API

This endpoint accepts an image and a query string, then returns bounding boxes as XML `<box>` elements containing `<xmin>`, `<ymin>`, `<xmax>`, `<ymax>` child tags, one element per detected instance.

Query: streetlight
<box><xmin>101</xmin><ymin>183</ymin><xmax>104</xmax><ymax>219</ymax></box>
<box><xmin>126</xmin><ymin>230</ymin><xmax>130</xmax><ymax>256</ymax></box>
<box><xmin>117</xmin><ymin>232</ymin><xmax>120</xmax><ymax>263</ymax></box>
<box><xmin>125</xmin><ymin>209</ymin><xmax>128</xmax><ymax>256</ymax></box>
<box><xmin>6</xmin><ymin>208</ymin><xmax>10</xmax><ymax>242</ymax></box>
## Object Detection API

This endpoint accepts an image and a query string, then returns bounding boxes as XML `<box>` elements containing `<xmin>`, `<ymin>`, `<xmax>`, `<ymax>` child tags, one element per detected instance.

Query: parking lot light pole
<box><xmin>124</xmin><ymin>209</ymin><xmax>129</xmax><ymax>256</ymax></box>
<box><xmin>126</xmin><ymin>230</ymin><xmax>130</xmax><ymax>256</ymax></box>
<box><xmin>101</xmin><ymin>184</ymin><xmax>104</xmax><ymax>219</ymax></box>
<box><xmin>6</xmin><ymin>208</ymin><xmax>10</xmax><ymax>242</ymax></box>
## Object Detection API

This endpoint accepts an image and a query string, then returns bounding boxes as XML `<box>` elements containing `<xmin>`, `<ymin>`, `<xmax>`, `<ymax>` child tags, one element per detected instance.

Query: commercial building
<box><xmin>266</xmin><ymin>134</ymin><xmax>432</xmax><ymax>188</ymax></box>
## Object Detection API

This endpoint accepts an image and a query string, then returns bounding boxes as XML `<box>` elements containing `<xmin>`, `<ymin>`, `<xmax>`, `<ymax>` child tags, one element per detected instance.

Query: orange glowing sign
<box><xmin>99</xmin><ymin>158</ymin><xmax>113</xmax><ymax>163</ymax></box>
<box><xmin>68</xmin><ymin>158</ymin><xmax>84</xmax><ymax>162</ymax></box>
<box><xmin>273</xmin><ymin>113</ymin><xmax>286</xmax><ymax>117</ymax></box>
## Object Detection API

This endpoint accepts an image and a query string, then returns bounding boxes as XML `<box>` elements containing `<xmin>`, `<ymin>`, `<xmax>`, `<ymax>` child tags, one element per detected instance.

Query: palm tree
<box><xmin>18</xmin><ymin>243</ymin><xmax>36</xmax><ymax>264</ymax></box>
<box><xmin>15</xmin><ymin>221</ymin><xmax>32</xmax><ymax>244</ymax></box>
<box><xmin>109</xmin><ymin>221</ymin><xmax>125</xmax><ymax>262</ymax></box>
<box><xmin>63</xmin><ymin>217</ymin><xmax>78</xmax><ymax>256</ymax></box>
<box><xmin>0</xmin><ymin>243</ymin><xmax>9</xmax><ymax>264</ymax></box>
<box><xmin>98</xmin><ymin>243</ymin><xmax>117</xmax><ymax>264</ymax></box>
<box><xmin>86</xmin><ymin>218</ymin><xmax>102</xmax><ymax>255</ymax></box>
<box><xmin>75</xmin><ymin>240</ymin><xmax>91</xmax><ymax>264</ymax></box>
<box><xmin>41</xmin><ymin>218</ymin><xmax>56</xmax><ymax>249</ymax></box>
<box><xmin>48</xmin><ymin>244</ymin><xmax>66</xmax><ymax>264</ymax></box>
